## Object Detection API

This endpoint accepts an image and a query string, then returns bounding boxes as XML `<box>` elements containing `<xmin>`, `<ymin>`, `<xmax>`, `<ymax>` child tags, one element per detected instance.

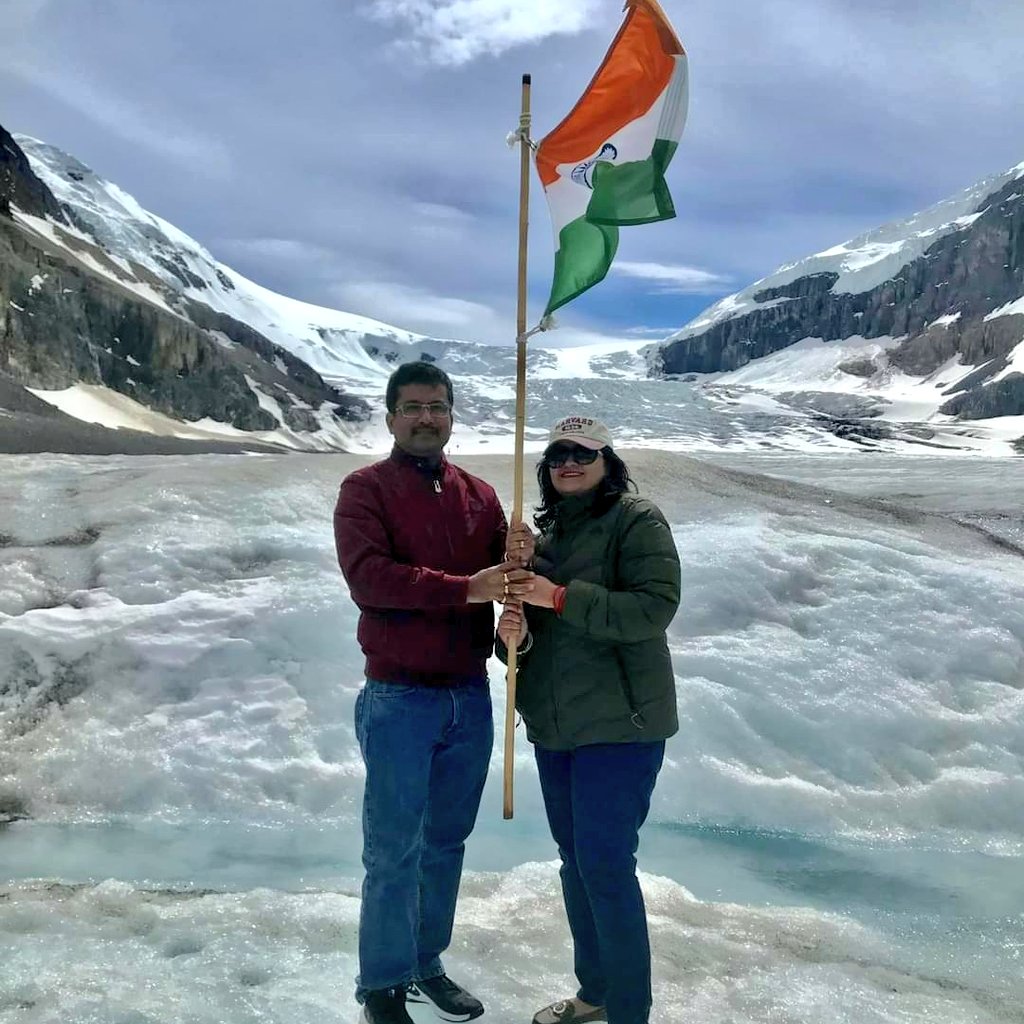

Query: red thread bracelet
<box><xmin>553</xmin><ymin>585</ymin><xmax>567</xmax><ymax>616</ymax></box>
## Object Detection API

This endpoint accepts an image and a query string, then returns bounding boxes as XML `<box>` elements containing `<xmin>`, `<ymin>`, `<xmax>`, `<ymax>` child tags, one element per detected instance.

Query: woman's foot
<box><xmin>531</xmin><ymin>997</ymin><xmax>606</xmax><ymax>1023</ymax></box>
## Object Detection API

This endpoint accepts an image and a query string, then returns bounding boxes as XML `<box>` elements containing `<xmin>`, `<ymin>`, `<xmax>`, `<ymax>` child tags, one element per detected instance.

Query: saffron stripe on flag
<box><xmin>536</xmin><ymin>1</ymin><xmax>689</xmax><ymax>315</ymax></box>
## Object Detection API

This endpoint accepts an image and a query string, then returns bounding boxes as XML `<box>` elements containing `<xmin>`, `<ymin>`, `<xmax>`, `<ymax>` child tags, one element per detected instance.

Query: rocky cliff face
<box><xmin>0</xmin><ymin>125</ymin><xmax>368</xmax><ymax>448</ymax></box>
<box><xmin>656</xmin><ymin>166</ymin><xmax>1024</xmax><ymax>422</ymax></box>
<box><xmin>1</xmin><ymin>125</ymin><xmax>64</xmax><ymax>222</ymax></box>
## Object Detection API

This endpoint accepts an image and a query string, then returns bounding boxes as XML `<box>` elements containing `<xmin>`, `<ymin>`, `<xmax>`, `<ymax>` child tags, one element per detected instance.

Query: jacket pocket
<box><xmin>614</xmin><ymin>649</ymin><xmax>646</xmax><ymax>730</ymax></box>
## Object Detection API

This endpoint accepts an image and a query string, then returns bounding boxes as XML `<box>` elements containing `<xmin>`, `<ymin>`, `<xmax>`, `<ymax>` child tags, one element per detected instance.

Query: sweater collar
<box><xmin>389</xmin><ymin>443</ymin><xmax>447</xmax><ymax>477</ymax></box>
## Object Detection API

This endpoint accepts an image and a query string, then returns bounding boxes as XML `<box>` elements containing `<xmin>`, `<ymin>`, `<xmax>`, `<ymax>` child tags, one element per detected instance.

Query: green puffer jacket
<box><xmin>498</xmin><ymin>490</ymin><xmax>681</xmax><ymax>750</ymax></box>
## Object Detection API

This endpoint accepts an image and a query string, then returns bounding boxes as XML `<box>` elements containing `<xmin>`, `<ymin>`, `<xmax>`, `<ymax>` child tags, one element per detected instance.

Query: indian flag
<box><xmin>536</xmin><ymin>0</ymin><xmax>688</xmax><ymax>315</ymax></box>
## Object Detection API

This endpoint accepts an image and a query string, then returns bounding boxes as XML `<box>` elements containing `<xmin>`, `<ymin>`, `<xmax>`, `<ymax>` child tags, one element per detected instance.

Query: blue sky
<box><xmin>2</xmin><ymin>0</ymin><xmax>1023</xmax><ymax>347</ymax></box>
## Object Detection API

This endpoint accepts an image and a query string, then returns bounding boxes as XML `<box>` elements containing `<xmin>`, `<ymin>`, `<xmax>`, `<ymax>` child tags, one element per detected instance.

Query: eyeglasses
<box><xmin>395</xmin><ymin>401</ymin><xmax>452</xmax><ymax>419</ymax></box>
<box><xmin>544</xmin><ymin>444</ymin><xmax>602</xmax><ymax>468</ymax></box>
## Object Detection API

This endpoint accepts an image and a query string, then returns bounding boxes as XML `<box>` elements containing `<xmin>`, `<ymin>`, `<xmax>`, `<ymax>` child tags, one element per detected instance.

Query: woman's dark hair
<box><xmin>385</xmin><ymin>361</ymin><xmax>454</xmax><ymax>413</ymax></box>
<box><xmin>534</xmin><ymin>447</ymin><xmax>636</xmax><ymax>533</ymax></box>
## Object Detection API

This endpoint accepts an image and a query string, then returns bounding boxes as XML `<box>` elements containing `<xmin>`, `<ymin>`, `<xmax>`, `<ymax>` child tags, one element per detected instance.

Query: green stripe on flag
<box><xmin>586</xmin><ymin>139</ymin><xmax>679</xmax><ymax>226</ymax></box>
<box><xmin>542</xmin><ymin>139</ymin><xmax>679</xmax><ymax>314</ymax></box>
<box><xmin>544</xmin><ymin>217</ymin><xmax>619</xmax><ymax>316</ymax></box>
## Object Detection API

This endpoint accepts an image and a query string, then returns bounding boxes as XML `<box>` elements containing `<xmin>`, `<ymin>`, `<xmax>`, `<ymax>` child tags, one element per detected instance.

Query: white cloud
<box><xmin>533</xmin><ymin>323</ymin><xmax>645</xmax><ymax>350</ymax></box>
<box><xmin>365</xmin><ymin>0</ymin><xmax>600</xmax><ymax>66</ymax></box>
<box><xmin>332</xmin><ymin>280</ymin><xmax>507</xmax><ymax>340</ymax></box>
<box><xmin>624</xmin><ymin>325</ymin><xmax>683</xmax><ymax>337</ymax></box>
<box><xmin>611</xmin><ymin>261</ymin><xmax>733</xmax><ymax>294</ymax></box>
<box><xmin>408</xmin><ymin>202</ymin><xmax>476</xmax><ymax>244</ymax></box>
<box><xmin>411</xmin><ymin>201</ymin><xmax>475</xmax><ymax>223</ymax></box>
<box><xmin>217</xmin><ymin>238</ymin><xmax>339</xmax><ymax>263</ymax></box>
<box><xmin>329</xmin><ymin>280</ymin><xmax>644</xmax><ymax>350</ymax></box>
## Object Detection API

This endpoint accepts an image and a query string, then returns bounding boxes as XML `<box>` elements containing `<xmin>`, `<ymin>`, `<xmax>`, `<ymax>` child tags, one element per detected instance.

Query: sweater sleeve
<box><xmin>334</xmin><ymin>473</ymin><xmax>470</xmax><ymax>609</ymax></box>
<box><xmin>490</xmin><ymin>491</ymin><xmax>510</xmax><ymax>565</ymax></box>
<box><xmin>559</xmin><ymin>502</ymin><xmax>680</xmax><ymax>643</ymax></box>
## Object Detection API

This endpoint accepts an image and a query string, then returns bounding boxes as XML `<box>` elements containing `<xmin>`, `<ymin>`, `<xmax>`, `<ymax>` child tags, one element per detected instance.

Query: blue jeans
<box><xmin>354</xmin><ymin>678</ymin><xmax>493</xmax><ymax>998</ymax></box>
<box><xmin>534</xmin><ymin>741</ymin><xmax>665</xmax><ymax>1024</ymax></box>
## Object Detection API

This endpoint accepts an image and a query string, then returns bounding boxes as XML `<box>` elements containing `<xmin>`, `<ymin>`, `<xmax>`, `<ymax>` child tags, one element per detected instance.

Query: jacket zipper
<box><xmin>435</xmin><ymin>472</ymin><xmax>456</xmax><ymax>564</ymax></box>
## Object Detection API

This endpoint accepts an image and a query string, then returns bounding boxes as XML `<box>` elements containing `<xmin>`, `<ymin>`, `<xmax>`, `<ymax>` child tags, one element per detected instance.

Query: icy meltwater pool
<box><xmin>2</xmin><ymin>811</ymin><xmax>1021</xmax><ymax>1023</ymax></box>
<box><xmin>2</xmin><ymin>451</ymin><xmax>1023</xmax><ymax>1023</ymax></box>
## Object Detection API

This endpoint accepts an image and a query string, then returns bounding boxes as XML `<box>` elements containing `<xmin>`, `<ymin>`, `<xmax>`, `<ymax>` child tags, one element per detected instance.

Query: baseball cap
<box><xmin>546</xmin><ymin>415</ymin><xmax>614</xmax><ymax>452</ymax></box>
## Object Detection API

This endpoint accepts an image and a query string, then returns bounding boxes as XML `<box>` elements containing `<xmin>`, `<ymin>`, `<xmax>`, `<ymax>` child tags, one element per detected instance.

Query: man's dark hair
<box><xmin>534</xmin><ymin>447</ymin><xmax>636</xmax><ymax>533</ymax></box>
<box><xmin>385</xmin><ymin>361</ymin><xmax>454</xmax><ymax>414</ymax></box>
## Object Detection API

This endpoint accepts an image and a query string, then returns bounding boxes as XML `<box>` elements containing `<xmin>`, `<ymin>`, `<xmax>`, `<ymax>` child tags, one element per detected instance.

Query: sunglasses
<box><xmin>544</xmin><ymin>444</ymin><xmax>602</xmax><ymax>468</ymax></box>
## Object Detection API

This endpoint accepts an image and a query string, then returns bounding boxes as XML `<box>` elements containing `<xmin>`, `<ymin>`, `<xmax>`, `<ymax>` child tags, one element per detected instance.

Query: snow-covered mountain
<box><xmin>2</xmin><ymin>129</ymin><xmax>375</xmax><ymax>451</ymax></box>
<box><xmin>15</xmin><ymin>131</ymin><xmax>657</xmax><ymax>396</ymax></box>
<box><xmin>654</xmin><ymin>158</ymin><xmax>1024</xmax><ymax>446</ymax></box>
<box><xmin>15</xmin><ymin>135</ymin><xmax>441</xmax><ymax>383</ymax></box>
<box><xmin>3</xmin><ymin>123</ymin><xmax>1023</xmax><ymax>455</ymax></box>
<box><xmin>2</xmin><ymin>128</ymin><xmax>660</xmax><ymax>453</ymax></box>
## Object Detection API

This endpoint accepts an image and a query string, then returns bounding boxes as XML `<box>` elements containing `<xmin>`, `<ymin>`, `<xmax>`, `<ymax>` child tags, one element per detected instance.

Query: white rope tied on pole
<box><xmin>505</xmin><ymin>116</ymin><xmax>538</xmax><ymax>152</ymax></box>
<box><xmin>515</xmin><ymin>314</ymin><xmax>556</xmax><ymax>345</ymax></box>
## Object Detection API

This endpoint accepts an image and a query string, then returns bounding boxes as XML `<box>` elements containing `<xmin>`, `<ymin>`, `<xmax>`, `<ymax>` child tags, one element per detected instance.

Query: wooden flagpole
<box><xmin>504</xmin><ymin>72</ymin><xmax>531</xmax><ymax>820</ymax></box>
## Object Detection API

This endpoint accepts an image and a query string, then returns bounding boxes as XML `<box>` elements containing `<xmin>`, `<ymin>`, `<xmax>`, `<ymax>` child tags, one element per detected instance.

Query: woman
<box><xmin>497</xmin><ymin>415</ymin><xmax>681</xmax><ymax>1024</ymax></box>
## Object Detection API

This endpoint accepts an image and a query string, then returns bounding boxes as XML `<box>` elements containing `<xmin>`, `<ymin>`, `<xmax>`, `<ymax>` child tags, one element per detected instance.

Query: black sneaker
<box><xmin>362</xmin><ymin>987</ymin><xmax>414</xmax><ymax>1024</ymax></box>
<box><xmin>407</xmin><ymin>975</ymin><xmax>484</xmax><ymax>1022</ymax></box>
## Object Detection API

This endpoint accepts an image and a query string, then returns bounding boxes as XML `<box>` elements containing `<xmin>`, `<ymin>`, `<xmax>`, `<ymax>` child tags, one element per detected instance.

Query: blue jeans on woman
<box><xmin>534</xmin><ymin>740</ymin><xmax>665</xmax><ymax>1024</ymax></box>
<box><xmin>354</xmin><ymin>678</ymin><xmax>493</xmax><ymax>1000</ymax></box>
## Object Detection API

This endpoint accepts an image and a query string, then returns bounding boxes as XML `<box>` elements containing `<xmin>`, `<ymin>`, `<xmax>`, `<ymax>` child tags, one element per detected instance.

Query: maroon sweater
<box><xmin>334</xmin><ymin>447</ymin><xmax>508</xmax><ymax>684</ymax></box>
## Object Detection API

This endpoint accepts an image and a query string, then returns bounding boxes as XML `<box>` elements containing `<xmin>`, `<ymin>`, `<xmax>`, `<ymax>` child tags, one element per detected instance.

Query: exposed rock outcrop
<box><xmin>656</xmin><ymin>169</ymin><xmax>1024</xmax><ymax>422</ymax></box>
<box><xmin>0</xmin><ymin>124</ymin><xmax>369</xmax><ymax>448</ymax></box>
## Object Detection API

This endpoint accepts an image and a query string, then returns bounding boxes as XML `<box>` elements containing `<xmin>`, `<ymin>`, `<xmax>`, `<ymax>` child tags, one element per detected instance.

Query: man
<box><xmin>335</xmin><ymin>361</ymin><xmax>534</xmax><ymax>1024</ymax></box>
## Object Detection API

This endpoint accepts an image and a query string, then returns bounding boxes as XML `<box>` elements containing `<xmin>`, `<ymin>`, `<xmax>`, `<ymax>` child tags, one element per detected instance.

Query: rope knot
<box><xmin>506</xmin><ymin>121</ymin><xmax>537</xmax><ymax>151</ymax></box>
